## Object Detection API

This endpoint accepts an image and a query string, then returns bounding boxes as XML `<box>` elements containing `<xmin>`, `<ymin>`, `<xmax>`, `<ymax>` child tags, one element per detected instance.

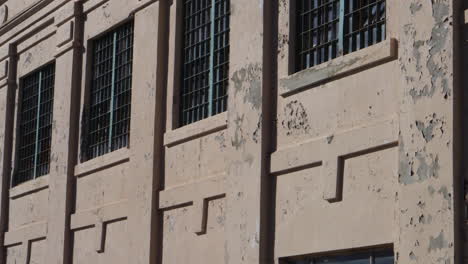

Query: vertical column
<box><xmin>397</xmin><ymin>1</ymin><xmax>456</xmax><ymax>263</ymax></box>
<box><xmin>45</xmin><ymin>2</ymin><xmax>83</xmax><ymax>263</ymax></box>
<box><xmin>127</xmin><ymin>1</ymin><xmax>167</xmax><ymax>263</ymax></box>
<box><xmin>225</xmin><ymin>0</ymin><xmax>274</xmax><ymax>263</ymax></box>
<box><xmin>0</xmin><ymin>44</ymin><xmax>17</xmax><ymax>262</ymax></box>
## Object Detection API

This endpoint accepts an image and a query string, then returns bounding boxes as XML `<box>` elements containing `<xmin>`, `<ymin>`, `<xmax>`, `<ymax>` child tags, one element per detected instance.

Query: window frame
<box><xmin>12</xmin><ymin>62</ymin><xmax>56</xmax><ymax>187</ymax></box>
<box><xmin>292</xmin><ymin>0</ymin><xmax>387</xmax><ymax>74</ymax></box>
<box><xmin>177</xmin><ymin>0</ymin><xmax>231</xmax><ymax>128</ymax></box>
<box><xmin>279</xmin><ymin>246</ymin><xmax>394</xmax><ymax>264</ymax></box>
<box><xmin>277</xmin><ymin>0</ymin><xmax>396</xmax><ymax>97</ymax></box>
<box><xmin>81</xmin><ymin>19</ymin><xmax>135</xmax><ymax>162</ymax></box>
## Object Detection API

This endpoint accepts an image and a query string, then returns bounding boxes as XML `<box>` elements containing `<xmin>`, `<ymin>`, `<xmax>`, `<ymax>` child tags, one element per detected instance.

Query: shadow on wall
<box><xmin>461</xmin><ymin>3</ymin><xmax>468</xmax><ymax>238</ymax></box>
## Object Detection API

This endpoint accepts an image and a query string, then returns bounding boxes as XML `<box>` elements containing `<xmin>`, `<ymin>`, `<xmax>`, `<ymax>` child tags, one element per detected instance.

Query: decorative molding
<box><xmin>56</xmin><ymin>20</ymin><xmax>74</xmax><ymax>48</ymax></box>
<box><xmin>0</xmin><ymin>0</ymin><xmax>54</xmax><ymax>35</ymax></box>
<box><xmin>74</xmin><ymin>148</ymin><xmax>130</xmax><ymax>178</ymax></box>
<box><xmin>159</xmin><ymin>173</ymin><xmax>226</xmax><ymax>235</ymax></box>
<box><xmin>0</xmin><ymin>59</ymin><xmax>7</xmax><ymax>81</ymax></box>
<box><xmin>70</xmin><ymin>200</ymin><xmax>128</xmax><ymax>253</ymax></box>
<box><xmin>4</xmin><ymin>221</ymin><xmax>47</xmax><ymax>246</ymax></box>
<box><xmin>164</xmin><ymin>112</ymin><xmax>228</xmax><ymax>147</ymax></box>
<box><xmin>271</xmin><ymin>118</ymin><xmax>399</xmax><ymax>202</ymax></box>
<box><xmin>279</xmin><ymin>38</ymin><xmax>398</xmax><ymax>97</ymax></box>
<box><xmin>0</xmin><ymin>4</ymin><xmax>8</xmax><ymax>24</ymax></box>
<box><xmin>9</xmin><ymin>175</ymin><xmax>49</xmax><ymax>199</ymax></box>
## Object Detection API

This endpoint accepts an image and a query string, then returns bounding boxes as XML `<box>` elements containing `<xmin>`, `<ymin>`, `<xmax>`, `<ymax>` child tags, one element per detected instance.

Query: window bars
<box><xmin>86</xmin><ymin>21</ymin><xmax>134</xmax><ymax>160</ymax></box>
<box><xmin>295</xmin><ymin>0</ymin><xmax>386</xmax><ymax>72</ymax></box>
<box><xmin>14</xmin><ymin>63</ymin><xmax>55</xmax><ymax>187</ymax></box>
<box><xmin>180</xmin><ymin>0</ymin><xmax>230</xmax><ymax>126</ymax></box>
<box><xmin>280</xmin><ymin>248</ymin><xmax>394</xmax><ymax>264</ymax></box>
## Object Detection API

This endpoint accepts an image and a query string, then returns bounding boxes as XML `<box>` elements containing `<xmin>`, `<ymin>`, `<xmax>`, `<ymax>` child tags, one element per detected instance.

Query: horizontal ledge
<box><xmin>74</xmin><ymin>148</ymin><xmax>130</xmax><ymax>178</ymax></box>
<box><xmin>159</xmin><ymin>173</ymin><xmax>227</xmax><ymax>210</ymax></box>
<box><xmin>279</xmin><ymin>38</ymin><xmax>398</xmax><ymax>97</ymax></box>
<box><xmin>10</xmin><ymin>175</ymin><xmax>50</xmax><ymax>199</ymax></box>
<box><xmin>4</xmin><ymin>221</ymin><xmax>47</xmax><ymax>246</ymax></box>
<box><xmin>70</xmin><ymin>200</ymin><xmax>128</xmax><ymax>230</ymax></box>
<box><xmin>270</xmin><ymin>117</ymin><xmax>399</xmax><ymax>175</ymax></box>
<box><xmin>164</xmin><ymin>112</ymin><xmax>228</xmax><ymax>147</ymax></box>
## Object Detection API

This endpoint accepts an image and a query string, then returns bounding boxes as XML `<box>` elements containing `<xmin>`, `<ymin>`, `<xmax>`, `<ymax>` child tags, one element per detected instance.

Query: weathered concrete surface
<box><xmin>397</xmin><ymin>1</ymin><xmax>457</xmax><ymax>263</ymax></box>
<box><xmin>0</xmin><ymin>0</ymin><xmax>463</xmax><ymax>264</ymax></box>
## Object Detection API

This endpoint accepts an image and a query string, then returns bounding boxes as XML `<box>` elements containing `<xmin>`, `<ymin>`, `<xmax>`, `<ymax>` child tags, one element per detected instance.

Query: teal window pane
<box><xmin>374</xmin><ymin>250</ymin><xmax>394</xmax><ymax>264</ymax></box>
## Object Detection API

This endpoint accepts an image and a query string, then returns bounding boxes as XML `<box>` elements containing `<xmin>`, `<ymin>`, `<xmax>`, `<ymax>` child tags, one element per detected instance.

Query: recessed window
<box><xmin>14</xmin><ymin>63</ymin><xmax>55</xmax><ymax>187</ymax></box>
<box><xmin>295</xmin><ymin>0</ymin><xmax>386</xmax><ymax>72</ymax></box>
<box><xmin>280</xmin><ymin>247</ymin><xmax>394</xmax><ymax>264</ymax></box>
<box><xmin>180</xmin><ymin>0</ymin><xmax>230</xmax><ymax>127</ymax></box>
<box><xmin>85</xmin><ymin>21</ymin><xmax>134</xmax><ymax>160</ymax></box>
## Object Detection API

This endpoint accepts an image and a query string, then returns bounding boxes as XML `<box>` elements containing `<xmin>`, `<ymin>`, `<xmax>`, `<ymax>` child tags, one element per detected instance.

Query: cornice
<box><xmin>0</xmin><ymin>0</ymin><xmax>55</xmax><ymax>35</ymax></box>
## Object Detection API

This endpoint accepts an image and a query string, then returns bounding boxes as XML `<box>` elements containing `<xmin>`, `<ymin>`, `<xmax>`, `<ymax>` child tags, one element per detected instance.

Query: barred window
<box><xmin>14</xmin><ymin>63</ymin><xmax>55</xmax><ymax>187</ymax></box>
<box><xmin>280</xmin><ymin>247</ymin><xmax>394</xmax><ymax>264</ymax></box>
<box><xmin>85</xmin><ymin>21</ymin><xmax>134</xmax><ymax>160</ymax></box>
<box><xmin>295</xmin><ymin>0</ymin><xmax>386</xmax><ymax>72</ymax></box>
<box><xmin>180</xmin><ymin>0</ymin><xmax>230</xmax><ymax>126</ymax></box>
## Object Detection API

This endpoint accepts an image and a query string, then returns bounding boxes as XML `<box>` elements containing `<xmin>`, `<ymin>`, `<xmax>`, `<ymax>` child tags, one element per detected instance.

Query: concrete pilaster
<box><xmin>45</xmin><ymin>2</ymin><xmax>83</xmax><ymax>263</ymax></box>
<box><xmin>397</xmin><ymin>1</ymin><xmax>456</xmax><ymax>263</ymax></box>
<box><xmin>127</xmin><ymin>1</ymin><xmax>166</xmax><ymax>263</ymax></box>
<box><xmin>0</xmin><ymin>44</ymin><xmax>17</xmax><ymax>263</ymax></box>
<box><xmin>225</xmin><ymin>1</ymin><xmax>274</xmax><ymax>263</ymax></box>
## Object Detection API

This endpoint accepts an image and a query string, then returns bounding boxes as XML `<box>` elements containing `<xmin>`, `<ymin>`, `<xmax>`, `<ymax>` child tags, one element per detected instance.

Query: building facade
<box><xmin>0</xmin><ymin>0</ymin><xmax>465</xmax><ymax>263</ymax></box>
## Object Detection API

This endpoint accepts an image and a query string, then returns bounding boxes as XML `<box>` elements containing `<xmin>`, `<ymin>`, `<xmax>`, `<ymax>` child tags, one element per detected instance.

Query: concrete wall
<box><xmin>0</xmin><ymin>0</ymin><xmax>463</xmax><ymax>264</ymax></box>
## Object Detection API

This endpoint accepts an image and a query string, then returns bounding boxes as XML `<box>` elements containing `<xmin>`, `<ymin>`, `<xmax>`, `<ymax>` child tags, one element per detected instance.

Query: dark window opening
<box><xmin>295</xmin><ymin>0</ymin><xmax>386</xmax><ymax>72</ymax></box>
<box><xmin>344</xmin><ymin>0</ymin><xmax>386</xmax><ymax>54</ymax></box>
<box><xmin>85</xmin><ymin>21</ymin><xmax>134</xmax><ymax>160</ymax></box>
<box><xmin>280</xmin><ymin>247</ymin><xmax>394</xmax><ymax>264</ymax></box>
<box><xmin>14</xmin><ymin>62</ymin><xmax>55</xmax><ymax>187</ymax></box>
<box><xmin>180</xmin><ymin>0</ymin><xmax>230</xmax><ymax>127</ymax></box>
<box><xmin>295</xmin><ymin>0</ymin><xmax>340</xmax><ymax>71</ymax></box>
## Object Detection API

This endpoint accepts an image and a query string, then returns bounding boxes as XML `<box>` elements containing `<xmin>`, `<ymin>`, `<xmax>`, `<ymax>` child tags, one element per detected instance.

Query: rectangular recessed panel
<box><xmin>180</xmin><ymin>0</ymin><xmax>230</xmax><ymax>127</ymax></box>
<box><xmin>295</xmin><ymin>0</ymin><xmax>340</xmax><ymax>71</ymax></box>
<box><xmin>15</xmin><ymin>63</ymin><xmax>55</xmax><ymax>186</ymax></box>
<box><xmin>344</xmin><ymin>0</ymin><xmax>386</xmax><ymax>54</ymax></box>
<box><xmin>86</xmin><ymin>21</ymin><xmax>133</xmax><ymax>160</ymax></box>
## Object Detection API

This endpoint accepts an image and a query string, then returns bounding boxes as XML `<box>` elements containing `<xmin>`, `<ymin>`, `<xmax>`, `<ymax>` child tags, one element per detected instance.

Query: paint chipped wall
<box><xmin>275</xmin><ymin>0</ymin><xmax>459</xmax><ymax>263</ymax></box>
<box><xmin>0</xmin><ymin>0</ymin><xmax>463</xmax><ymax>264</ymax></box>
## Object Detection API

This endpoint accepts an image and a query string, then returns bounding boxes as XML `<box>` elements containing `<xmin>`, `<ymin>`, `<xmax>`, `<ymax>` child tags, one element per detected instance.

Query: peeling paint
<box><xmin>428</xmin><ymin>231</ymin><xmax>448</xmax><ymax>252</ymax></box>
<box><xmin>410</xmin><ymin>2</ymin><xmax>422</xmax><ymax>14</ymax></box>
<box><xmin>231</xmin><ymin>114</ymin><xmax>246</xmax><ymax>150</ymax></box>
<box><xmin>231</xmin><ymin>64</ymin><xmax>262</xmax><ymax>110</ymax></box>
<box><xmin>281</xmin><ymin>100</ymin><xmax>310</xmax><ymax>136</ymax></box>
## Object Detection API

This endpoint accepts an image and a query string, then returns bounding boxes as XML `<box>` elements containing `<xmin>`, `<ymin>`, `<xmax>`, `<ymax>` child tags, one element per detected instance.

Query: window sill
<box><xmin>74</xmin><ymin>148</ymin><xmax>130</xmax><ymax>178</ymax></box>
<box><xmin>10</xmin><ymin>175</ymin><xmax>50</xmax><ymax>199</ymax></box>
<box><xmin>164</xmin><ymin>112</ymin><xmax>228</xmax><ymax>147</ymax></box>
<box><xmin>279</xmin><ymin>38</ymin><xmax>398</xmax><ymax>97</ymax></box>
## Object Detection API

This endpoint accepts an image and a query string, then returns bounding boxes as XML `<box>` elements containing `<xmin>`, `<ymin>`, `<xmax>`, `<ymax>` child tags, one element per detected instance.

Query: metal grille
<box><xmin>296</xmin><ymin>0</ymin><xmax>340</xmax><ymax>72</ymax></box>
<box><xmin>344</xmin><ymin>0</ymin><xmax>386</xmax><ymax>54</ymax></box>
<box><xmin>86</xmin><ymin>21</ymin><xmax>133</xmax><ymax>160</ymax></box>
<box><xmin>14</xmin><ymin>63</ymin><xmax>55</xmax><ymax>187</ymax></box>
<box><xmin>180</xmin><ymin>0</ymin><xmax>230</xmax><ymax>126</ymax></box>
<box><xmin>280</xmin><ymin>248</ymin><xmax>394</xmax><ymax>264</ymax></box>
<box><xmin>295</xmin><ymin>0</ymin><xmax>386</xmax><ymax>72</ymax></box>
